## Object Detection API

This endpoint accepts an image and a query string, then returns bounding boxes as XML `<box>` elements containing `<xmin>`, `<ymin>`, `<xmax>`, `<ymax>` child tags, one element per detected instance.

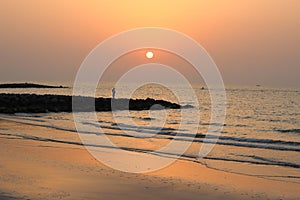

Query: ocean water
<box><xmin>0</xmin><ymin>82</ymin><xmax>299</xmax><ymax>183</ymax></box>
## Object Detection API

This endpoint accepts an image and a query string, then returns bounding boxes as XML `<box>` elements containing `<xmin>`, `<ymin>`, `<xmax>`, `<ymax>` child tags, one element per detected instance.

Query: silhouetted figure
<box><xmin>112</xmin><ymin>87</ymin><xmax>116</xmax><ymax>99</ymax></box>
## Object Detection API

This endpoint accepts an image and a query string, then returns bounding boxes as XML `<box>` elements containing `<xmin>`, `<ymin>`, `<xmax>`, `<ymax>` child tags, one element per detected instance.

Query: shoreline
<box><xmin>0</xmin><ymin>119</ymin><xmax>299</xmax><ymax>200</ymax></box>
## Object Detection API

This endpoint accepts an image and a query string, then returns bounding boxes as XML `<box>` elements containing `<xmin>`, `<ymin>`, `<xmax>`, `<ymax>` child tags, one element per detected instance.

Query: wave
<box><xmin>139</xmin><ymin>117</ymin><xmax>154</xmax><ymax>121</ymax></box>
<box><xmin>193</xmin><ymin>133</ymin><xmax>300</xmax><ymax>146</ymax></box>
<box><xmin>203</xmin><ymin>156</ymin><xmax>300</xmax><ymax>169</ymax></box>
<box><xmin>131</xmin><ymin>116</ymin><xmax>156</xmax><ymax>121</ymax></box>
<box><xmin>1</xmin><ymin>131</ymin><xmax>299</xmax><ymax>170</ymax></box>
<box><xmin>241</xmin><ymin>155</ymin><xmax>300</xmax><ymax>168</ymax></box>
<box><xmin>102</xmin><ymin>125</ymin><xmax>300</xmax><ymax>147</ymax></box>
<box><xmin>97</xmin><ymin>122</ymin><xmax>300</xmax><ymax>152</ymax></box>
<box><xmin>2</xmin><ymin>116</ymin><xmax>300</xmax><ymax>153</ymax></box>
<box><xmin>84</xmin><ymin>121</ymin><xmax>179</xmax><ymax>136</ymax></box>
<box><xmin>179</xmin><ymin>137</ymin><xmax>300</xmax><ymax>152</ymax></box>
<box><xmin>274</xmin><ymin>129</ymin><xmax>300</xmax><ymax>134</ymax></box>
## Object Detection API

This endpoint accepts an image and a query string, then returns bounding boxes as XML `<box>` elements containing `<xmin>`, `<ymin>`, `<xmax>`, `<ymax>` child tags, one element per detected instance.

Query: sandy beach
<box><xmin>0</xmin><ymin>118</ymin><xmax>299</xmax><ymax>200</ymax></box>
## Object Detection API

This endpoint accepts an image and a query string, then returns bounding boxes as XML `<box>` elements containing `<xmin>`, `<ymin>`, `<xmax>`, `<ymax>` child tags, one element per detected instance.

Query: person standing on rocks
<box><xmin>112</xmin><ymin>87</ymin><xmax>116</xmax><ymax>99</ymax></box>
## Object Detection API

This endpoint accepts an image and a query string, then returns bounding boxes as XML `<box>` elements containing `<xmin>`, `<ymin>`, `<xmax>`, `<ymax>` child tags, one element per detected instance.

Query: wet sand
<box><xmin>0</xmin><ymin>119</ymin><xmax>299</xmax><ymax>200</ymax></box>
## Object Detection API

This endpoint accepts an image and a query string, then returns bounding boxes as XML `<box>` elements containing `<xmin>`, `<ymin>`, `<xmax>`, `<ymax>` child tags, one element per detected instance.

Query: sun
<box><xmin>146</xmin><ymin>51</ymin><xmax>154</xmax><ymax>59</ymax></box>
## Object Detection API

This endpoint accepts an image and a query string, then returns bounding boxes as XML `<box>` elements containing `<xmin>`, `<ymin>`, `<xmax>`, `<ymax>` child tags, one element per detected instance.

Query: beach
<box><xmin>0</xmin><ymin>117</ymin><xmax>299</xmax><ymax>200</ymax></box>
<box><xmin>2</xmin><ymin>0</ymin><xmax>300</xmax><ymax>199</ymax></box>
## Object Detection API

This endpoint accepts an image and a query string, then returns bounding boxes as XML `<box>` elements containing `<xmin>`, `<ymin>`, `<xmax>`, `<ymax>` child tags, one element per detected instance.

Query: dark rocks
<box><xmin>0</xmin><ymin>83</ymin><xmax>68</xmax><ymax>88</ymax></box>
<box><xmin>0</xmin><ymin>94</ymin><xmax>185</xmax><ymax>114</ymax></box>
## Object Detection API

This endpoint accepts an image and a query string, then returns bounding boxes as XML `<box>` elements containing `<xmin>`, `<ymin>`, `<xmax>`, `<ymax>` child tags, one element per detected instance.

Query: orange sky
<box><xmin>1</xmin><ymin>0</ymin><xmax>299</xmax><ymax>86</ymax></box>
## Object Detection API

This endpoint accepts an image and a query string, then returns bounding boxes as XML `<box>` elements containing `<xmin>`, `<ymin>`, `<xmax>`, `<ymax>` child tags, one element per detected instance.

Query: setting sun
<box><xmin>146</xmin><ymin>51</ymin><xmax>154</xmax><ymax>59</ymax></box>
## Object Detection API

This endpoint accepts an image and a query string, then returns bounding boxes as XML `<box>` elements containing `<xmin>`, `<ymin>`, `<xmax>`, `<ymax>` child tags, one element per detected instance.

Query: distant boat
<box><xmin>256</xmin><ymin>84</ymin><xmax>261</xmax><ymax>87</ymax></box>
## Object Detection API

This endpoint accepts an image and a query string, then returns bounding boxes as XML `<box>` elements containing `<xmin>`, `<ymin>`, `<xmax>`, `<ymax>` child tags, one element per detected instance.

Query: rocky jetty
<box><xmin>0</xmin><ymin>94</ymin><xmax>182</xmax><ymax>113</ymax></box>
<box><xmin>0</xmin><ymin>83</ymin><xmax>68</xmax><ymax>88</ymax></box>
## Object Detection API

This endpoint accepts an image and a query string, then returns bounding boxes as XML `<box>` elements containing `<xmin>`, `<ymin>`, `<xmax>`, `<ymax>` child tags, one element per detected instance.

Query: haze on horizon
<box><xmin>1</xmin><ymin>0</ymin><xmax>299</xmax><ymax>87</ymax></box>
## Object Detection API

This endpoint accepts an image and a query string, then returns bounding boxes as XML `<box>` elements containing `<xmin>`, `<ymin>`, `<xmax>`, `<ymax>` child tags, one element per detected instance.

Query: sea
<box><xmin>0</xmin><ymin>81</ymin><xmax>299</xmax><ymax>183</ymax></box>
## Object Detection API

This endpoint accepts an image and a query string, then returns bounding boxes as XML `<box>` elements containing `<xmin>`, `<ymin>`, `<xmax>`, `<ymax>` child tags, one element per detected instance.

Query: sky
<box><xmin>1</xmin><ymin>0</ymin><xmax>299</xmax><ymax>87</ymax></box>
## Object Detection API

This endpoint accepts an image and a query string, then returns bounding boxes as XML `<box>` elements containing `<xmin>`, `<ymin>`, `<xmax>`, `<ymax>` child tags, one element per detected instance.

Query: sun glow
<box><xmin>146</xmin><ymin>51</ymin><xmax>154</xmax><ymax>59</ymax></box>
